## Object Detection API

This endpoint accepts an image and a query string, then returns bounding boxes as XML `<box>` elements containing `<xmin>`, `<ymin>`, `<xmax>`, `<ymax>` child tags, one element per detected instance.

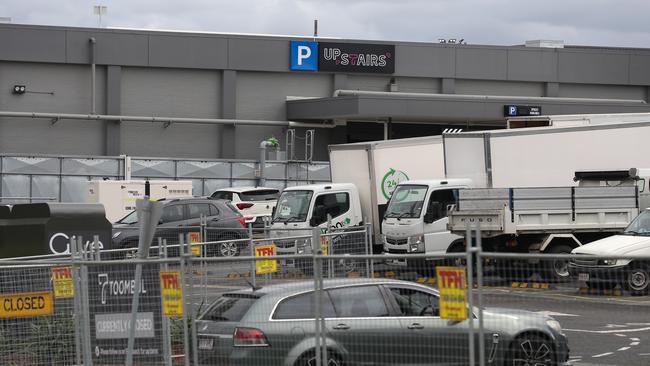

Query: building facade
<box><xmin>2</xmin><ymin>23</ymin><xmax>650</xmax><ymax>161</ymax></box>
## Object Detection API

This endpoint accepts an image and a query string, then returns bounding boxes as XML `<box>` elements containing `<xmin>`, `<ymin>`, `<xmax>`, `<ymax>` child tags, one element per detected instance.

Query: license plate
<box><xmin>387</xmin><ymin>259</ymin><xmax>407</xmax><ymax>266</ymax></box>
<box><xmin>199</xmin><ymin>338</ymin><xmax>214</xmax><ymax>350</ymax></box>
<box><xmin>578</xmin><ymin>273</ymin><xmax>589</xmax><ymax>281</ymax></box>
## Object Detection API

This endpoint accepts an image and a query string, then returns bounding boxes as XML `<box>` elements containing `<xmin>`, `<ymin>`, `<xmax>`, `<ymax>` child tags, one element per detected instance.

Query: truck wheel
<box><xmin>625</xmin><ymin>264</ymin><xmax>650</xmax><ymax>296</ymax></box>
<box><xmin>541</xmin><ymin>244</ymin><xmax>573</xmax><ymax>282</ymax></box>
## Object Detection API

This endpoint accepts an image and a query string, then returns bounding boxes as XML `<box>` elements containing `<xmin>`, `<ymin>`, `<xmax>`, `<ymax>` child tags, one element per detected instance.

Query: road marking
<box><xmin>592</xmin><ymin>352</ymin><xmax>613</xmax><ymax>358</ymax></box>
<box><xmin>535</xmin><ymin>311</ymin><xmax>579</xmax><ymax>317</ymax></box>
<box><xmin>640</xmin><ymin>353</ymin><xmax>650</xmax><ymax>356</ymax></box>
<box><xmin>615</xmin><ymin>334</ymin><xmax>627</xmax><ymax>337</ymax></box>
<box><xmin>630</xmin><ymin>342</ymin><xmax>640</xmax><ymax>346</ymax></box>
<box><xmin>567</xmin><ymin>359</ymin><xmax>582</xmax><ymax>364</ymax></box>
<box><xmin>605</xmin><ymin>324</ymin><xmax>627</xmax><ymax>328</ymax></box>
<box><xmin>564</xmin><ymin>326</ymin><xmax>650</xmax><ymax>334</ymax></box>
<box><xmin>618</xmin><ymin>347</ymin><xmax>631</xmax><ymax>351</ymax></box>
<box><xmin>630</xmin><ymin>337</ymin><xmax>641</xmax><ymax>341</ymax></box>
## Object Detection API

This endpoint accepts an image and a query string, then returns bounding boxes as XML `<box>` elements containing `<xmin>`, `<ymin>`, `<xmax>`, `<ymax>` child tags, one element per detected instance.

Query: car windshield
<box><xmin>273</xmin><ymin>190</ymin><xmax>313</xmax><ymax>223</ymax></box>
<box><xmin>623</xmin><ymin>210</ymin><xmax>650</xmax><ymax>235</ymax></box>
<box><xmin>384</xmin><ymin>185</ymin><xmax>428</xmax><ymax>219</ymax></box>
<box><xmin>116</xmin><ymin>210</ymin><xmax>138</xmax><ymax>224</ymax></box>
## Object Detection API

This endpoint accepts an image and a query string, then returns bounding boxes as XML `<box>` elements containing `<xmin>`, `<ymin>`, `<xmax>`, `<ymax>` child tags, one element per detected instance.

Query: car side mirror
<box><xmin>309</xmin><ymin>217</ymin><xmax>318</xmax><ymax>227</ymax></box>
<box><xmin>271</xmin><ymin>206</ymin><xmax>276</xmax><ymax>217</ymax></box>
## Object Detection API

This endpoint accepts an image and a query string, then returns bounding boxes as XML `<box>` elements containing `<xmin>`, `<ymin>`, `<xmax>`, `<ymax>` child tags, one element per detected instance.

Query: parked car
<box><xmin>111</xmin><ymin>197</ymin><xmax>248</xmax><ymax>257</ymax></box>
<box><xmin>210</xmin><ymin>187</ymin><xmax>280</xmax><ymax>227</ymax></box>
<box><xmin>196</xmin><ymin>278</ymin><xmax>569</xmax><ymax>366</ymax></box>
<box><xmin>569</xmin><ymin>209</ymin><xmax>650</xmax><ymax>295</ymax></box>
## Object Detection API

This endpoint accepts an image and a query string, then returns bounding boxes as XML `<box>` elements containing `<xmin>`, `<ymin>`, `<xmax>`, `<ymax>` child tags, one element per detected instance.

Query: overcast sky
<box><xmin>2</xmin><ymin>0</ymin><xmax>650</xmax><ymax>48</ymax></box>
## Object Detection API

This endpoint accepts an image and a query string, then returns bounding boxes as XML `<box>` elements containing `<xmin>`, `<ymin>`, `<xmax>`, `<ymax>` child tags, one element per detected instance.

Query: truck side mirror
<box><xmin>310</xmin><ymin>205</ymin><xmax>326</xmax><ymax>227</ymax></box>
<box><xmin>424</xmin><ymin>211</ymin><xmax>436</xmax><ymax>224</ymax></box>
<box><xmin>271</xmin><ymin>206</ymin><xmax>276</xmax><ymax>217</ymax></box>
<box><xmin>424</xmin><ymin>202</ymin><xmax>440</xmax><ymax>224</ymax></box>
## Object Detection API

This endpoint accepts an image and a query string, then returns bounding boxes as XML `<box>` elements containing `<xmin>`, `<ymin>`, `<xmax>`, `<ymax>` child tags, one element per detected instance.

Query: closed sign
<box><xmin>0</xmin><ymin>291</ymin><xmax>53</xmax><ymax>317</ymax></box>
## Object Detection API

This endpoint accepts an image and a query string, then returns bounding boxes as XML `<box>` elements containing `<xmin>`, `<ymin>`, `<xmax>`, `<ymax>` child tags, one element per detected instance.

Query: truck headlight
<box><xmin>546</xmin><ymin>319</ymin><xmax>563</xmax><ymax>334</ymax></box>
<box><xmin>408</xmin><ymin>235</ymin><xmax>424</xmax><ymax>253</ymax></box>
<box><xmin>598</xmin><ymin>259</ymin><xmax>617</xmax><ymax>265</ymax></box>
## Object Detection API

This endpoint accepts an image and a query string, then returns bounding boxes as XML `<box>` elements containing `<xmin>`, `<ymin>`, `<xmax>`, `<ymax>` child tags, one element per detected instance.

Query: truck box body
<box><xmin>444</xmin><ymin>122</ymin><xmax>650</xmax><ymax>188</ymax></box>
<box><xmin>329</xmin><ymin>136</ymin><xmax>446</xmax><ymax>244</ymax></box>
<box><xmin>507</xmin><ymin>112</ymin><xmax>650</xmax><ymax>129</ymax></box>
<box><xmin>87</xmin><ymin>180</ymin><xmax>193</xmax><ymax>222</ymax></box>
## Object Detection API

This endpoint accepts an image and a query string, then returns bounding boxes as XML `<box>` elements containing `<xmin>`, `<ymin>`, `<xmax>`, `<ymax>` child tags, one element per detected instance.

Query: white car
<box><xmin>210</xmin><ymin>187</ymin><xmax>280</xmax><ymax>227</ymax></box>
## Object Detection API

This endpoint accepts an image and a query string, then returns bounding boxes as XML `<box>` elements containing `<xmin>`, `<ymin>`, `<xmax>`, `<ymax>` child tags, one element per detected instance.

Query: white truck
<box><xmin>447</xmin><ymin>169</ymin><xmax>649</xmax><ymax>280</ymax></box>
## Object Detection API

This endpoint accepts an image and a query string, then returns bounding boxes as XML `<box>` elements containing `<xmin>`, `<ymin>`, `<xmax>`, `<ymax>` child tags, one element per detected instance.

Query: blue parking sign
<box><xmin>290</xmin><ymin>41</ymin><xmax>318</xmax><ymax>71</ymax></box>
<box><xmin>508</xmin><ymin>106</ymin><xmax>518</xmax><ymax>116</ymax></box>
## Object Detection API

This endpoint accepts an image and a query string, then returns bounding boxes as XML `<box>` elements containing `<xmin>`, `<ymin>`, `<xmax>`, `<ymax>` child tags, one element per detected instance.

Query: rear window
<box><xmin>200</xmin><ymin>294</ymin><xmax>257</xmax><ymax>322</ymax></box>
<box><xmin>239</xmin><ymin>190</ymin><xmax>280</xmax><ymax>202</ymax></box>
<box><xmin>272</xmin><ymin>292</ymin><xmax>335</xmax><ymax>320</ymax></box>
<box><xmin>223</xmin><ymin>201</ymin><xmax>241</xmax><ymax>215</ymax></box>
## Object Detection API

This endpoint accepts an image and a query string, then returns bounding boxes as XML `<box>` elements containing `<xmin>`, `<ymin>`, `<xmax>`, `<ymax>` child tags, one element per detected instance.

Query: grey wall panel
<box><xmin>456</xmin><ymin>48</ymin><xmax>507</xmax><ymax>80</ymax></box>
<box><xmin>121</xmin><ymin>123</ymin><xmax>221</xmax><ymax>158</ymax></box>
<box><xmin>190</xmin><ymin>179</ymin><xmax>204</xmax><ymax>196</ymax></box>
<box><xmin>0</xmin><ymin>118</ymin><xmax>105</xmax><ymax>155</ymax></box>
<box><xmin>0</xmin><ymin>62</ymin><xmax>106</xmax><ymax>114</ymax></box>
<box><xmin>237</xmin><ymin>71</ymin><xmax>332</xmax><ymax>120</ymax></box>
<box><xmin>204</xmin><ymin>179</ymin><xmax>231</xmax><ymax>193</ymax></box>
<box><xmin>395</xmin><ymin>77</ymin><xmax>441</xmax><ymax>94</ymax></box>
<box><xmin>507</xmin><ymin>49</ymin><xmax>558</xmax><ymax>81</ymax></box>
<box><xmin>66</xmin><ymin>30</ymin><xmax>149</xmax><ymax>66</ymax></box>
<box><xmin>629</xmin><ymin>54</ymin><xmax>650</xmax><ymax>85</ymax></box>
<box><xmin>2</xmin><ymin>156</ymin><xmax>59</xmax><ymax>174</ymax></box>
<box><xmin>177</xmin><ymin>161</ymin><xmax>231</xmax><ymax>178</ymax></box>
<box><xmin>558</xmin><ymin>83</ymin><xmax>646</xmax><ymax>100</ymax></box>
<box><xmin>130</xmin><ymin>159</ymin><xmax>175</xmax><ymax>177</ymax></box>
<box><xmin>62</xmin><ymin>158</ymin><xmax>120</xmax><ymax>176</ymax></box>
<box><xmin>264</xmin><ymin>180</ymin><xmax>287</xmax><ymax>189</ymax></box>
<box><xmin>232</xmin><ymin>179</ymin><xmax>257</xmax><ymax>187</ymax></box>
<box><xmin>0</xmin><ymin>27</ymin><xmax>66</xmax><ymax>63</ymax></box>
<box><xmin>394</xmin><ymin>45</ymin><xmax>455</xmax><ymax>77</ymax></box>
<box><xmin>228</xmin><ymin>38</ymin><xmax>289</xmax><ymax>71</ymax></box>
<box><xmin>558</xmin><ymin>50</ymin><xmax>629</xmax><ymax>84</ymax></box>
<box><xmin>121</xmin><ymin>67</ymin><xmax>220</xmax><ymax>118</ymax></box>
<box><xmin>455</xmin><ymin>80</ymin><xmax>544</xmax><ymax>97</ymax></box>
<box><xmin>347</xmin><ymin>75</ymin><xmax>391</xmax><ymax>92</ymax></box>
<box><xmin>149</xmin><ymin>35</ymin><xmax>228</xmax><ymax>69</ymax></box>
<box><xmin>308</xmin><ymin>164</ymin><xmax>331</xmax><ymax>181</ymax></box>
<box><xmin>61</xmin><ymin>176</ymin><xmax>91</xmax><ymax>202</ymax></box>
<box><xmin>232</xmin><ymin>162</ymin><xmax>255</xmax><ymax>179</ymax></box>
<box><xmin>1</xmin><ymin>174</ymin><xmax>29</xmax><ymax>202</ymax></box>
<box><xmin>31</xmin><ymin>175</ymin><xmax>60</xmax><ymax>202</ymax></box>
<box><xmin>263</xmin><ymin>163</ymin><xmax>286</xmax><ymax>180</ymax></box>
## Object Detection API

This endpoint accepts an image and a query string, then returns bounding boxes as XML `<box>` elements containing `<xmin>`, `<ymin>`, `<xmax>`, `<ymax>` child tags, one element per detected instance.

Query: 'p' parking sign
<box><xmin>290</xmin><ymin>40</ymin><xmax>318</xmax><ymax>71</ymax></box>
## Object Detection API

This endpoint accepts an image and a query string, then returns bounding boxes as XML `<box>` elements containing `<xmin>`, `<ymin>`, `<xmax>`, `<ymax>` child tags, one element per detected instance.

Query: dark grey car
<box><xmin>112</xmin><ymin>197</ymin><xmax>248</xmax><ymax>257</ymax></box>
<box><xmin>197</xmin><ymin>278</ymin><xmax>569</xmax><ymax>366</ymax></box>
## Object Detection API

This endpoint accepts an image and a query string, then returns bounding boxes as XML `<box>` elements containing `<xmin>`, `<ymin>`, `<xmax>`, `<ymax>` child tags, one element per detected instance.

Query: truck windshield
<box><xmin>385</xmin><ymin>185</ymin><xmax>428</xmax><ymax>219</ymax></box>
<box><xmin>117</xmin><ymin>211</ymin><xmax>137</xmax><ymax>224</ymax></box>
<box><xmin>273</xmin><ymin>190</ymin><xmax>313</xmax><ymax>223</ymax></box>
<box><xmin>623</xmin><ymin>210</ymin><xmax>650</xmax><ymax>235</ymax></box>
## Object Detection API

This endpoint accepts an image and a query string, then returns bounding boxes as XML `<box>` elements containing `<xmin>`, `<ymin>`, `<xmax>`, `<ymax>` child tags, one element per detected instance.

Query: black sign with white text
<box><xmin>318</xmin><ymin>42</ymin><xmax>395</xmax><ymax>74</ymax></box>
<box><xmin>504</xmin><ymin>105</ymin><xmax>542</xmax><ymax>117</ymax></box>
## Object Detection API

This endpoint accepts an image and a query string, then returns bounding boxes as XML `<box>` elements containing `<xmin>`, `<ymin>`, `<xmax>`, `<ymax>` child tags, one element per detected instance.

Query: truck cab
<box><xmin>270</xmin><ymin>183</ymin><xmax>363</xmax><ymax>256</ymax></box>
<box><xmin>381</xmin><ymin>179</ymin><xmax>473</xmax><ymax>270</ymax></box>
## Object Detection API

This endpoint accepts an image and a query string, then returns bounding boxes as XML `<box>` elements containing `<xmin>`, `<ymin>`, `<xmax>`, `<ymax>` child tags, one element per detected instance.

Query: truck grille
<box><xmin>274</xmin><ymin>240</ymin><xmax>296</xmax><ymax>249</ymax></box>
<box><xmin>387</xmin><ymin>248</ymin><xmax>408</xmax><ymax>254</ymax></box>
<box><xmin>571</xmin><ymin>257</ymin><xmax>597</xmax><ymax>266</ymax></box>
<box><xmin>386</xmin><ymin>237</ymin><xmax>407</xmax><ymax>245</ymax></box>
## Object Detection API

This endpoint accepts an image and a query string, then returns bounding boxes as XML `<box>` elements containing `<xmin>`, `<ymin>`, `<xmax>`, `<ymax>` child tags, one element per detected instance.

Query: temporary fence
<box><xmin>1</xmin><ymin>225</ymin><xmax>650</xmax><ymax>365</ymax></box>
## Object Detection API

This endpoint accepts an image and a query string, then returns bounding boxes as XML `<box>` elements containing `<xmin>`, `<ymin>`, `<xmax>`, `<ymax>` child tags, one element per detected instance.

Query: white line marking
<box><xmin>569</xmin><ymin>356</ymin><xmax>582</xmax><ymax>359</ymax></box>
<box><xmin>593</xmin><ymin>352</ymin><xmax>614</xmax><ymax>358</ymax></box>
<box><xmin>535</xmin><ymin>311</ymin><xmax>579</xmax><ymax>317</ymax></box>
<box><xmin>564</xmin><ymin>326</ymin><xmax>650</xmax><ymax>334</ymax></box>
<box><xmin>640</xmin><ymin>353</ymin><xmax>650</xmax><ymax>356</ymax></box>
<box><xmin>605</xmin><ymin>324</ymin><xmax>627</xmax><ymax>328</ymax></box>
<box><xmin>567</xmin><ymin>359</ymin><xmax>582</xmax><ymax>364</ymax></box>
<box><xmin>630</xmin><ymin>337</ymin><xmax>641</xmax><ymax>341</ymax></box>
<box><xmin>618</xmin><ymin>347</ymin><xmax>631</xmax><ymax>351</ymax></box>
<box><xmin>630</xmin><ymin>342</ymin><xmax>640</xmax><ymax>346</ymax></box>
<box><xmin>615</xmin><ymin>333</ymin><xmax>627</xmax><ymax>337</ymax></box>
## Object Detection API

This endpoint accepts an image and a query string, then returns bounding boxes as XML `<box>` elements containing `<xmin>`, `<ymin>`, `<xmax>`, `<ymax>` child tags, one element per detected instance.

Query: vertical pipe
<box><xmin>466</xmin><ymin>225</ymin><xmax>475</xmax><ymax>366</ymax></box>
<box><xmin>476</xmin><ymin>225</ymin><xmax>486</xmax><ymax>366</ymax></box>
<box><xmin>89</xmin><ymin>37</ymin><xmax>97</xmax><ymax>115</ymax></box>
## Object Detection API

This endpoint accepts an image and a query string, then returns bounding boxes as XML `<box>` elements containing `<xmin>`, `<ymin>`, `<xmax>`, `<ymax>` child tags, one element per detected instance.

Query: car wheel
<box><xmin>217</xmin><ymin>240</ymin><xmax>240</xmax><ymax>257</ymax></box>
<box><xmin>509</xmin><ymin>333</ymin><xmax>555</xmax><ymax>366</ymax></box>
<box><xmin>295</xmin><ymin>350</ymin><xmax>343</xmax><ymax>366</ymax></box>
<box><xmin>541</xmin><ymin>244</ymin><xmax>573</xmax><ymax>282</ymax></box>
<box><xmin>625</xmin><ymin>264</ymin><xmax>650</xmax><ymax>296</ymax></box>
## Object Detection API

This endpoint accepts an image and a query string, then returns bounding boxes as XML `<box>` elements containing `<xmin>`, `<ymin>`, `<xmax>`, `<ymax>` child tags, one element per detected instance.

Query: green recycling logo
<box><xmin>381</xmin><ymin>168</ymin><xmax>409</xmax><ymax>200</ymax></box>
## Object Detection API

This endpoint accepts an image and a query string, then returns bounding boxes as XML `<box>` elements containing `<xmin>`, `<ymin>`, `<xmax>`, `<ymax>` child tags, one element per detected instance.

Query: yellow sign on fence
<box><xmin>51</xmin><ymin>266</ymin><xmax>74</xmax><ymax>299</ymax></box>
<box><xmin>435</xmin><ymin>266</ymin><xmax>468</xmax><ymax>321</ymax></box>
<box><xmin>0</xmin><ymin>291</ymin><xmax>54</xmax><ymax>318</ymax></box>
<box><xmin>160</xmin><ymin>271</ymin><xmax>184</xmax><ymax>316</ymax></box>
<box><xmin>190</xmin><ymin>232</ymin><xmax>201</xmax><ymax>256</ymax></box>
<box><xmin>255</xmin><ymin>244</ymin><xmax>277</xmax><ymax>274</ymax></box>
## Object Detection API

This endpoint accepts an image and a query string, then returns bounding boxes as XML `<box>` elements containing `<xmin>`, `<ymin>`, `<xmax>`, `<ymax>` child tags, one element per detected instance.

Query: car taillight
<box><xmin>236</xmin><ymin>202</ymin><xmax>254</xmax><ymax>210</ymax></box>
<box><xmin>233</xmin><ymin>327</ymin><xmax>269</xmax><ymax>347</ymax></box>
<box><xmin>238</xmin><ymin>216</ymin><xmax>246</xmax><ymax>227</ymax></box>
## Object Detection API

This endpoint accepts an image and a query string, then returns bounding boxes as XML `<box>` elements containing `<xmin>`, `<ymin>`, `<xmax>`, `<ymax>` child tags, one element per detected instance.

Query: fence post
<box><xmin>364</xmin><ymin>223</ymin><xmax>371</xmax><ymax>278</ymax></box>
<box><xmin>249</xmin><ymin>224</ymin><xmax>256</xmax><ymax>288</ymax></box>
<box><xmin>465</xmin><ymin>225</ymin><xmax>475</xmax><ymax>366</ymax></box>
<box><xmin>312</xmin><ymin>227</ymin><xmax>325</xmax><ymax>366</ymax></box>
<box><xmin>70</xmin><ymin>236</ymin><xmax>83</xmax><ymax>366</ymax></box>
<box><xmin>475</xmin><ymin>224</ymin><xmax>486</xmax><ymax>366</ymax></box>
<box><xmin>159</xmin><ymin>238</ymin><xmax>173</xmax><ymax>366</ymax></box>
<box><xmin>179</xmin><ymin>234</ymin><xmax>191</xmax><ymax>366</ymax></box>
<box><xmin>186</xmin><ymin>233</ymin><xmax>200</xmax><ymax>366</ymax></box>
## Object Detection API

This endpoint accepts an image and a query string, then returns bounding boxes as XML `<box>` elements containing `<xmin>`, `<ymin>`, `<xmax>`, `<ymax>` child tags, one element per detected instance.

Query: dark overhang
<box><xmin>287</xmin><ymin>91</ymin><xmax>650</xmax><ymax>125</ymax></box>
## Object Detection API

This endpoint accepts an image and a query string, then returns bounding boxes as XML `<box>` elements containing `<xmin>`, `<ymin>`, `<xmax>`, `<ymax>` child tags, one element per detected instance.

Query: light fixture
<box><xmin>12</xmin><ymin>85</ymin><xmax>26</xmax><ymax>95</ymax></box>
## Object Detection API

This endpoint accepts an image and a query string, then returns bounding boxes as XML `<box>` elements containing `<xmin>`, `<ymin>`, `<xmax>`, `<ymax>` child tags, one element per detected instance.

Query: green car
<box><xmin>197</xmin><ymin>278</ymin><xmax>569</xmax><ymax>365</ymax></box>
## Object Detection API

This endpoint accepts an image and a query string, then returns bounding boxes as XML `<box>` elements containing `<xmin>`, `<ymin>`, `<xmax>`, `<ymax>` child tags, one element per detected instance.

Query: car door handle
<box><xmin>407</xmin><ymin>323</ymin><xmax>424</xmax><ymax>330</ymax></box>
<box><xmin>333</xmin><ymin>324</ymin><xmax>350</xmax><ymax>330</ymax></box>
